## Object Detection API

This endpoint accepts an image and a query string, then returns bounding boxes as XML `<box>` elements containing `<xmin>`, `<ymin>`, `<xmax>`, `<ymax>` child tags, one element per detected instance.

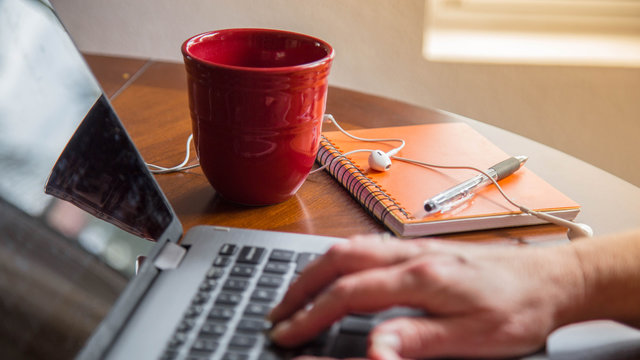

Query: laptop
<box><xmin>0</xmin><ymin>1</ymin><xmax>422</xmax><ymax>359</ymax></box>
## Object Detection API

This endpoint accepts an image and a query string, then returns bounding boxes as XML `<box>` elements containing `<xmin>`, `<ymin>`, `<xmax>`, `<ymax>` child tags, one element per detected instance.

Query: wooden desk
<box><xmin>84</xmin><ymin>54</ymin><xmax>640</xmax><ymax>359</ymax></box>
<box><xmin>84</xmin><ymin>54</ymin><xmax>640</xmax><ymax>242</ymax></box>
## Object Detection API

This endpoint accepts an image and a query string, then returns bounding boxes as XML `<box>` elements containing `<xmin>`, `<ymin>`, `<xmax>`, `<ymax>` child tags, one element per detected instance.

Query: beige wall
<box><xmin>51</xmin><ymin>0</ymin><xmax>640</xmax><ymax>187</ymax></box>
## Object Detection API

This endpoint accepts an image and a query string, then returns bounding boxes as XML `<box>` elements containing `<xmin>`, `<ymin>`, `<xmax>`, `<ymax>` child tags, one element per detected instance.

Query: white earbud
<box><xmin>568</xmin><ymin>223</ymin><xmax>595</xmax><ymax>240</ymax></box>
<box><xmin>368</xmin><ymin>150</ymin><xmax>392</xmax><ymax>171</ymax></box>
<box><xmin>323</xmin><ymin>114</ymin><xmax>404</xmax><ymax>172</ymax></box>
<box><xmin>521</xmin><ymin>207</ymin><xmax>594</xmax><ymax>239</ymax></box>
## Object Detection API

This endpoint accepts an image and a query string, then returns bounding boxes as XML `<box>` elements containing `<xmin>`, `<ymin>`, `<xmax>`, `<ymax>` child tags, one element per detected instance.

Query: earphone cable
<box><xmin>324</xmin><ymin>114</ymin><xmax>405</xmax><ymax>155</ymax></box>
<box><xmin>391</xmin><ymin>156</ymin><xmax>525</xmax><ymax>211</ymax></box>
<box><xmin>309</xmin><ymin>149</ymin><xmax>377</xmax><ymax>174</ymax></box>
<box><xmin>146</xmin><ymin>134</ymin><xmax>200</xmax><ymax>174</ymax></box>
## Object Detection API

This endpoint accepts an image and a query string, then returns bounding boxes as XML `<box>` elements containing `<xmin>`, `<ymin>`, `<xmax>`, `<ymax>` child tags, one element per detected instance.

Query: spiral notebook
<box><xmin>317</xmin><ymin>122</ymin><xmax>581</xmax><ymax>237</ymax></box>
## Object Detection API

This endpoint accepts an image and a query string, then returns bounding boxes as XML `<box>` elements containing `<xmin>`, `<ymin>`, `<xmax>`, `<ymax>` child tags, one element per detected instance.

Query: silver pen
<box><xmin>424</xmin><ymin>155</ymin><xmax>528</xmax><ymax>214</ymax></box>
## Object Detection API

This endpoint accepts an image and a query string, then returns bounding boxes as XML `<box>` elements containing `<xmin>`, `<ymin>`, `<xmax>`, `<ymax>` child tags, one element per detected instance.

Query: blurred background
<box><xmin>50</xmin><ymin>0</ymin><xmax>640</xmax><ymax>187</ymax></box>
<box><xmin>1</xmin><ymin>1</ymin><xmax>154</xmax><ymax>357</ymax></box>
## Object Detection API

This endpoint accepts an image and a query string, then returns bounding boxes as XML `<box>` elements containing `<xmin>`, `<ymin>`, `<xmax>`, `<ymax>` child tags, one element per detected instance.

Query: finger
<box><xmin>370</xmin><ymin>315</ymin><xmax>544</xmax><ymax>359</ymax></box>
<box><xmin>268</xmin><ymin>235</ymin><xmax>424</xmax><ymax>323</ymax></box>
<box><xmin>369</xmin><ymin>317</ymin><xmax>464</xmax><ymax>359</ymax></box>
<box><xmin>270</xmin><ymin>263</ymin><xmax>430</xmax><ymax>347</ymax></box>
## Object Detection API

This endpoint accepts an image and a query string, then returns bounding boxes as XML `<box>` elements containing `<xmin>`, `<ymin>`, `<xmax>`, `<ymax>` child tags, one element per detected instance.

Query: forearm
<box><xmin>567</xmin><ymin>229</ymin><xmax>640</xmax><ymax>327</ymax></box>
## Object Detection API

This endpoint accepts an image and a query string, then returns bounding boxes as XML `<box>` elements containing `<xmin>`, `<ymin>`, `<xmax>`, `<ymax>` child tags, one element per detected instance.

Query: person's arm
<box><xmin>571</xmin><ymin>229</ymin><xmax>640</xmax><ymax>328</ymax></box>
<box><xmin>267</xmin><ymin>229</ymin><xmax>640</xmax><ymax>359</ymax></box>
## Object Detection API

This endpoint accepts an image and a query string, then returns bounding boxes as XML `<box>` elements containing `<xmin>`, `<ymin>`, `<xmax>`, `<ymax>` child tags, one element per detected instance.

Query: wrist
<box><xmin>536</xmin><ymin>244</ymin><xmax>590</xmax><ymax>330</ymax></box>
<box><xmin>569</xmin><ymin>231</ymin><xmax>640</xmax><ymax>327</ymax></box>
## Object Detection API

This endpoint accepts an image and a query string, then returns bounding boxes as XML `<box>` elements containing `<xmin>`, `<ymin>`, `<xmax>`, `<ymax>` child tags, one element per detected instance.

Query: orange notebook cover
<box><xmin>317</xmin><ymin>122</ymin><xmax>580</xmax><ymax>237</ymax></box>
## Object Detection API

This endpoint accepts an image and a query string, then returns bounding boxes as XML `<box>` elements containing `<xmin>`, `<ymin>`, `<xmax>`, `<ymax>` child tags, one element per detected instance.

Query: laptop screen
<box><xmin>0</xmin><ymin>0</ymin><xmax>174</xmax><ymax>358</ymax></box>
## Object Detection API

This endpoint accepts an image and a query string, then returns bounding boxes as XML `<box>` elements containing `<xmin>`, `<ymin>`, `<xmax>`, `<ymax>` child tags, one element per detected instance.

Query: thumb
<box><xmin>368</xmin><ymin>317</ymin><xmax>460</xmax><ymax>360</ymax></box>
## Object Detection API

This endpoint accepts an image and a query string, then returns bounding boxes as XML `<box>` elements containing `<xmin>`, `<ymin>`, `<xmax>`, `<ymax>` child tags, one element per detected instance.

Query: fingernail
<box><xmin>371</xmin><ymin>332</ymin><xmax>401</xmax><ymax>359</ymax></box>
<box><xmin>269</xmin><ymin>319</ymin><xmax>291</xmax><ymax>341</ymax></box>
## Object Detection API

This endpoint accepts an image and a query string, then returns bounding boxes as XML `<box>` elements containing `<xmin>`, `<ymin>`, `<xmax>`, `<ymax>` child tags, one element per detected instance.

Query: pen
<box><xmin>423</xmin><ymin>155</ymin><xmax>528</xmax><ymax>214</ymax></box>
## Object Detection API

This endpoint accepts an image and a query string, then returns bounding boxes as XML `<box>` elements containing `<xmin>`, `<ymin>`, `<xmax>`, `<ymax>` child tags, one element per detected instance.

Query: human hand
<box><xmin>268</xmin><ymin>235</ymin><xmax>586</xmax><ymax>359</ymax></box>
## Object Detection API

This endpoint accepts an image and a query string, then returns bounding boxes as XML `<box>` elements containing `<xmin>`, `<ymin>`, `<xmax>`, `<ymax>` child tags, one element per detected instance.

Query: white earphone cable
<box><xmin>324</xmin><ymin>114</ymin><xmax>405</xmax><ymax>156</ymax></box>
<box><xmin>391</xmin><ymin>156</ymin><xmax>523</xmax><ymax>210</ymax></box>
<box><xmin>146</xmin><ymin>134</ymin><xmax>200</xmax><ymax>174</ymax></box>
<box><xmin>309</xmin><ymin>149</ymin><xmax>377</xmax><ymax>174</ymax></box>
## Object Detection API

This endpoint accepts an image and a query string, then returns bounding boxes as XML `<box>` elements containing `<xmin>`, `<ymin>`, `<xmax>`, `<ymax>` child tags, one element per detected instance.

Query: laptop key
<box><xmin>219</xmin><ymin>243</ymin><xmax>238</xmax><ymax>255</ymax></box>
<box><xmin>228</xmin><ymin>334</ymin><xmax>257</xmax><ymax>349</ymax></box>
<box><xmin>216</xmin><ymin>292</ymin><xmax>242</xmax><ymax>306</ymax></box>
<box><xmin>237</xmin><ymin>318</ymin><xmax>270</xmax><ymax>333</ymax></box>
<box><xmin>339</xmin><ymin>315</ymin><xmax>375</xmax><ymax>335</ymax></box>
<box><xmin>223</xmin><ymin>278</ymin><xmax>250</xmax><ymax>292</ymax></box>
<box><xmin>166</xmin><ymin>332</ymin><xmax>187</xmax><ymax>349</ymax></box>
<box><xmin>192</xmin><ymin>292</ymin><xmax>210</xmax><ymax>305</ymax></box>
<box><xmin>208</xmin><ymin>307</ymin><xmax>235</xmax><ymax>320</ymax></box>
<box><xmin>159</xmin><ymin>350</ymin><xmax>179</xmax><ymax>360</ymax></box>
<box><xmin>191</xmin><ymin>337</ymin><xmax>218</xmax><ymax>353</ymax></box>
<box><xmin>199</xmin><ymin>321</ymin><xmax>227</xmax><ymax>337</ymax></box>
<box><xmin>299</xmin><ymin>331</ymin><xmax>330</xmax><ymax>356</ymax></box>
<box><xmin>328</xmin><ymin>333</ymin><xmax>368</xmax><ymax>358</ymax></box>
<box><xmin>258</xmin><ymin>352</ymin><xmax>278</xmax><ymax>360</ymax></box>
<box><xmin>251</xmin><ymin>288</ymin><xmax>278</xmax><ymax>302</ymax></box>
<box><xmin>263</xmin><ymin>262</ymin><xmax>290</xmax><ymax>274</ymax></box>
<box><xmin>244</xmin><ymin>303</ymin><xmax>272</xmax><ymax>317</ymax></box>
<box><xmin>237</xmin><ymin>246</ymin><xmax>266</xmax><ymax>264</ymax></box>
<box><xmin>199</xmin><ymin>279</ymin><xmax>218</xmax><ymax>292</ymax></box>
<box><xmin>177</xmin><ymin>318</ymin><xmax>196</xmax><ymax>332</ymax></box>
<box><xmin>258</xmin><ymin>346</ymin><xmax>291</xmax><ymax>360</ymax></box>
<box><xmin>184</xmin><ymin>305</ymin><xmax>204</xmax><ymax>318</ymax></box>
<box><xmin>214</xmin><ymin>256</ymin><xmax>232</xmax><ymax>267</ymax></box>
<box><xmin>186</xmin><ymin>355</ymin><xmax>209</xmax><ymax>360</ymax></box>
<box><xmin>269</xmin><ymin>249</ymin><xmax>296</xmax><ymax>262</ymax></box>
<box><xmin>231</xmin><ymin>264</ymin><xmax>257</xmax><ymax>277</ymax></box>
<box><xmin>222</xmin><ymin>353</ymin><xmax>249</xmax><ymax>360</ymax></box>
<box><xmin>206</xmin><ymin>267</ymin><xmax>226</xmax><ymax>279</ymax></box>
<box><xmin>257</xmin><ymin>274</ymin><xmax>284</xmax><ymax>288</ymax></box>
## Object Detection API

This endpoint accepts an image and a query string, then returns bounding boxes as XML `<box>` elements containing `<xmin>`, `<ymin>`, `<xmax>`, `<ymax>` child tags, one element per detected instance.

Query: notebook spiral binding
<box><xmin>316</xmin><ymin>136</ymin><xmax>412</xmax><ymax>225</ymax></box>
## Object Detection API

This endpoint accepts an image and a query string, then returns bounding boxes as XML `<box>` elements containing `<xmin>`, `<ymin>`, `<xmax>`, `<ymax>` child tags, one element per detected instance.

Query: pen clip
<box><xmin>438</xmin><ymin>192</ymin><xmax>475</xmax><ymax>215</ymax></box>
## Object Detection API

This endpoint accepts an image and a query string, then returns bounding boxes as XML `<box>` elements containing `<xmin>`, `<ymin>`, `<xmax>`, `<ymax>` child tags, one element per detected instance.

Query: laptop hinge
<box><xmin>153</xmin><ymin>241</ymin><xmax>187</xmax><ymax>270</ymax></box>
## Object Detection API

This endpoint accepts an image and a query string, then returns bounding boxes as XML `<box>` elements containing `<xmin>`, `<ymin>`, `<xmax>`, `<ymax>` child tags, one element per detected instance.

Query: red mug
<box><xmin>182</xmin><ymin>28</ymin><xmax>334</xmax><ymax>205</ymax></box>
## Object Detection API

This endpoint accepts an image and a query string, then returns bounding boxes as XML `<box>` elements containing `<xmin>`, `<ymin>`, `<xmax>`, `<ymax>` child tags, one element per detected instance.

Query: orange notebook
<box><xmin>317</xmin><ymin>122</ymin><xmax>580</xmax><ymax>237</ymax></box>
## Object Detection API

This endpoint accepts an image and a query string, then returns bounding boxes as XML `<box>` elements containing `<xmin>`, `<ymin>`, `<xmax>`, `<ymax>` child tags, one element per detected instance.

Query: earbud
<box><xmin>368</xmin><ymin>147</ymin><xmax>402</xmax><ymax>172</ymax></box>
<box><xmin>323</xmin><ymin>114</ymin><xmax>404</xmax><ymax>172</ymax></box>
<box><xmin>368</xmin><ymin>150</ymin><xmax>392</xmax><ymax>171</ymax></box>
<box><xmin>567</xmin><ymin>222</ymin><xmax>594</xmax><ymax>240</ymax></box>
<box><xmin>521</xmin><ymin>207</ymin><xmax>594</xmax><ymax>239</ymax></box>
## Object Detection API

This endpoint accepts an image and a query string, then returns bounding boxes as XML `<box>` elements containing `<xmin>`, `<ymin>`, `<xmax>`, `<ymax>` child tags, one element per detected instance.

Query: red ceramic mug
<box><xmin>182</xmin><ymin>29</ymin><xmax>334</xmax><ymax>205</ymax></box>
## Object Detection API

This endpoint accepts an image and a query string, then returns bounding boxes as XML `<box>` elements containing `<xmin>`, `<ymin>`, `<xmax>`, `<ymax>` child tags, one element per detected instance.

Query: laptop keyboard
<box><xmin>159</xmin><ymin>243</ymin><xmax>420</xmax><ymax>360</ymax></box>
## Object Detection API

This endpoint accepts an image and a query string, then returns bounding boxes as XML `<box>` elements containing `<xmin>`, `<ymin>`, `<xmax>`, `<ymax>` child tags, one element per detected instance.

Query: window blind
<box><xmin>424</xmin><ymin>0</ymin><xmax>640</xmax><ymax>66</ymax></box>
